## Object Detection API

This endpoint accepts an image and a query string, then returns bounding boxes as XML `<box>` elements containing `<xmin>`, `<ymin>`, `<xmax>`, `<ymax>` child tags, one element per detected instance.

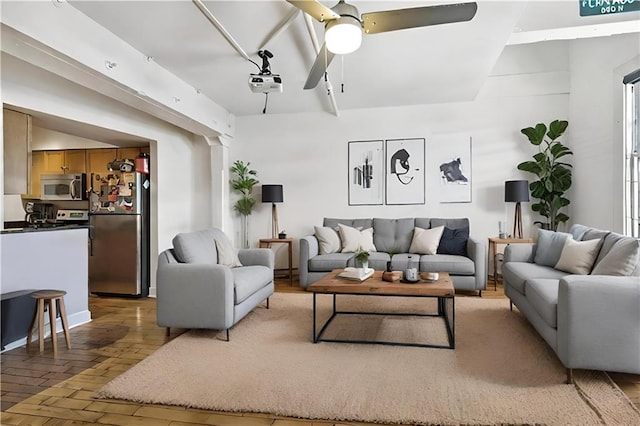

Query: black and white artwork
<box><xmin>385</xmin><ymin>138</ymin><xmax>425</xmax><ymax>205</ymax></box>
<box><xmin>430</xmin><ymin>135</ymin><xmax>472</xmax><ymax>203</ymax></box>
<box><xmin>348</xmin><ymin>140</ymin><xmax>384</xmax><ymax>205</ymax></box>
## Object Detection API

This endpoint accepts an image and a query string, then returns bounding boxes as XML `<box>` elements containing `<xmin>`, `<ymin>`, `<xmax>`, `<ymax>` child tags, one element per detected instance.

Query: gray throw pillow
<box><xmin>591</xmin><ymin>238</ymin><xmax>640</xmax><ymax>276</ymax></box>
<box><xmin>534</xmin><ymin>229</ymin><xmax>572</xmax><ymax>267</ymax></box>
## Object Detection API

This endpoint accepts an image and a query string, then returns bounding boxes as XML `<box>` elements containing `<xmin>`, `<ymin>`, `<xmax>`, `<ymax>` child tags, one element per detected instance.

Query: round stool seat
<box><xmin>31</xmin><ymin>289</ymin><xmax>67</xmax><ymax>299</ymax></box>
<box><xmin>27</xmin><ymin>289</ymin><xmax>71</xmax><ymax>354</ymax></box>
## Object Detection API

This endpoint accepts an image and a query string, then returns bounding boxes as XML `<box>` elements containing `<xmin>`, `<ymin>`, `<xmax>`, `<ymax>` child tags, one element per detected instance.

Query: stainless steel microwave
<box><xmin>41</xmin><ymin>173</ymin><xmax>87</xmax><ymax>200</ymax></box>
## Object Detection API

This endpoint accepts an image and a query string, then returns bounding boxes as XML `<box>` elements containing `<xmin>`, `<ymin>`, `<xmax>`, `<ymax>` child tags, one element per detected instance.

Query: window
<box><xmin>623</xmin><ymin>69</ymin><xmax>640</xmax><ymax>237</ymax></box>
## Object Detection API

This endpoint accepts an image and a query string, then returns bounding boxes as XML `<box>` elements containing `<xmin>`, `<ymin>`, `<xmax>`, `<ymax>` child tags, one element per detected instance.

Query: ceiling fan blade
<box><xmin>362</xmin><ymin>2</ymin><xmax>477</xmax><ymax>35</ymax></box>
<box><xmin>286</xmin><ymin>0</ymin><xmax>339</xmax><ymax>22</ymax></box>
<box><xmin>303</xmin><ymin>43</ymin><xmax>335</xmax><ymax>90</ymax></box>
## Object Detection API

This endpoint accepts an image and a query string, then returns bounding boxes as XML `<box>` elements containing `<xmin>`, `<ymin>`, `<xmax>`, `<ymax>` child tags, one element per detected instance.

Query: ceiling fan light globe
<box><xmin>325</xmin><ymin>17</ymin><xmax>362</xmax><ymax>55</ymax></box>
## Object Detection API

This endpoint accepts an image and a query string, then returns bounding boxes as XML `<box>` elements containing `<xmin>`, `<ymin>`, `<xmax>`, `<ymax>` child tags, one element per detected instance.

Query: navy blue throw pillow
<box><xmin>437</xmin><ymin>226</ymin><xmax>469</xmax><ymax>256</ymax></box>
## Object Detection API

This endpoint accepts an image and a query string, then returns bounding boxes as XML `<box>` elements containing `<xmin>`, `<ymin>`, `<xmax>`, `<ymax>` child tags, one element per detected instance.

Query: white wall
<box><xmin>1</xmin><ymin>55</ymin><xmax>214</xmax><ymax>295</ymax></box>
<box><xmin>31</xmin><ymin>126</ymin><xmax>125</xmax><ymax>150</ymax></box>
<box><xmin>233</xmin><ymin>94</ymin><xmax>568</xmax><ymax>268</ymax></box>
<box><xmin>232</xmin><ymin>34</ymin><xmax>639</xmax><ymax>271</ymax></box>
<box><xmin>569</xmin><ymin>33</ymin><xmax>640</xmax><ymax>232</ymax></box>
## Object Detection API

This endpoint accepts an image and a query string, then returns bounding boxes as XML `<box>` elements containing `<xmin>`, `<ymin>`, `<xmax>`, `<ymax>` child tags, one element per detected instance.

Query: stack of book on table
<box><xmin>337</xmin><ymin>267</ymin><xmax>375</xmax><ymax>281</ymax></box>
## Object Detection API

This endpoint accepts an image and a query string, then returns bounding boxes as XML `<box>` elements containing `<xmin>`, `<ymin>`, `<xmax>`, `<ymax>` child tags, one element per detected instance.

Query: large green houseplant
<box><xmin>517</xmin><ymin>120</ymin><xmax>572</xmax><ymax>231</ymax></box>
<box><xmin>230</xmin><ymin>160</ymin><xmax>259</xmax><ymax>248</ymax></box>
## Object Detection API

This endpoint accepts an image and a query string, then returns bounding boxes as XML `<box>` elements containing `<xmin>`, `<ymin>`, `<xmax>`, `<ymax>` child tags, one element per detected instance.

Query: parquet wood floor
<box><xmin>1</xmin><ymin>276</ymin><xmax>638</xmax><ymax>426</ymax></box>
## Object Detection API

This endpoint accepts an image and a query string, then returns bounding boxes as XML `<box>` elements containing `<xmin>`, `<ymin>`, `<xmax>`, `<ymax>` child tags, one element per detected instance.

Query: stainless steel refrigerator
<box><xmin>89</xmin><ymin>171</ymin><xmax>150</xmax><ymax>297</ymax></box>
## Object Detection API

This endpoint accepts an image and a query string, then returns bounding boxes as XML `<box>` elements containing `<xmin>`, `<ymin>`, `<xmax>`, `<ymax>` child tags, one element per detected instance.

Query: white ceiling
<box><xmin>62</xmin><ymin>1</ymin><xmax>639</xmax><ymax>118</ymax></box>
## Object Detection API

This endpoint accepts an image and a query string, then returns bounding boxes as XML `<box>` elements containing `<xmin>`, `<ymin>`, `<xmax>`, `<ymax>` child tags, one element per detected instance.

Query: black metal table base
<box><xmin>312</xmin><ymin>292</ymin><xmax>455</xmax><ymax>349</ymax></box>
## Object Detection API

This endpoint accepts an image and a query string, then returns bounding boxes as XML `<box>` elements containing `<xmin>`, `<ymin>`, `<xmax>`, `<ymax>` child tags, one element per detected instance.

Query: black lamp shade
<box><xmin>504</xmin><ymin>180</ymin><xmax>529</xmax><ymax>203</ymax></box>
<box><xmin>262</xmin><ymin>184</ymin><xmax>283</xmax><ymax>203</ymax></box>
<box><xmin>505</xmin><ymin>180</ymin><xmax>530</xmax><ymax>202</ymax></box>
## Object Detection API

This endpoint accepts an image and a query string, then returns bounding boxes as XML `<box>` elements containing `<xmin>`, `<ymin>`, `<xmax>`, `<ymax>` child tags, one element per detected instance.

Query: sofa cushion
<box><xmin>502</xmin><ymin>262</ymin><xmax>568</xmax><ymax>295</ymax></box>
<box><xmin>414</xmin><ymin>217</ymin><xmax>431</xmax><ymax>230</ymax></box>
<box><xmin>373</xmin><ymin>218</ymin><xmax>414</xmax><ymax>253</ymax></box>
<box><xmin>338</xmin><ymin>224</ymin><xmax>376</xmax><ymax>252</ymax></box>
<box><xmin>418</xmin><ymin>254</ymin><xmax>475</xmax><ymax>275</ymax></box>
<box><xmin>314</xmin><ymin>226</ymin><xmax>341</xmax><ymax>254</ymax></box>
<box><xmin>569</xmin><ymin>224</ymin><xmax>589</xmax><ymax>241</ymax></box>
<box><xmin>348</xmin><ymin>251</ymin><xmax>390</xmax><ymax>270</ymax></box>
<box><xmin>309</xmin><ymin>253</ymin><xmax>354</xmax><ymax>271</ymax></box>
<box><xmin>555</xmin><ymin>238</ymin><xmax>602</xmax><ymax>275</ymax></box>
<box><xmin>324</xmin><ymin>218</ymin><xmax>372</xmax><ymax>231</ymax></box>
<box><xmin>437</xmin><ymin>226</ymin><xmax>469</xmax><ymax>256</ymax></box>
<box><xmin>430</xmin><ymin>218</ymin><xmax>470</xmax><ymax>230</ymax></box>
<box><xmin>525</xmin><ymin>279</ymin><xmax>560</xmax><ymax>328</ymax></box>
<box><xmin>172</xmin><ymin>229</ymin><xmax>218</xmax><ymax>264</ymax></box>
<box><xmin>409</xmin><ymin>226</ymin><xmax>444</xmax><ymax>255</ymax></box>
<box><xmin>591</xmin><ymin>235</ymin><xmax>640</xmax><ymax>276</ymax></box>
<box><xmin>232</xmin><ymin>265</ymin><xmax>272</xmax><ymax>304</ymax></box>
<box><xmin>533</xmin><ymin>229</ymin><xmax>572</xmax><ymax>267</ymax></box>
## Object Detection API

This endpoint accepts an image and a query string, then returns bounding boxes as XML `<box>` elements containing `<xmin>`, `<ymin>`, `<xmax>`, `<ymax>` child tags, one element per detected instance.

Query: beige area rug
<box><xmin>97</xmin><ymin>292</ymin><xmax>639</xmax><ymax>425</ymax></box>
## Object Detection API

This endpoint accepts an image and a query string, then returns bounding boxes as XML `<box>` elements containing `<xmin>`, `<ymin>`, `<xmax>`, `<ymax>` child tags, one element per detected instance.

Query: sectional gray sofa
<box><xmin>503</xmin><ymin>224</ymin><xmax>640</xmax><ymax>382</ymax></box>
<box><xmin>299</xmin><ymin>217</ymin><xmax>486</xmax><ymax>294</ymax></box>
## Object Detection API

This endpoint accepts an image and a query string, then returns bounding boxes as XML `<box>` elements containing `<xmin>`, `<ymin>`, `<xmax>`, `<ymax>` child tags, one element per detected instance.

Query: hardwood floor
<box><xmin>2</xmin><ymin>276</ymin><xmax>638</xmax><ymax>426</ymax></box>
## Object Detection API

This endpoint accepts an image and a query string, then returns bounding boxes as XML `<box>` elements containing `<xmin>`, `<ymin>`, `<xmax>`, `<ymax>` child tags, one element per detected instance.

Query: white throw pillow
<box><xmin>554</xmin><ymin>238</ymin><xmax>601</xmax><ymax>275</ymax></box>
<box><xmin>314</xmin><ymin>226</ymin><xmax>341</xmax><ymax>255</ymax></box>
<box><xmin>338</xmin><ymin>224</ymin><xmax>376</xmax><ymax>252</ymax></box>
<box><xmin>409</xmin><ymin>226</ymin><xmax>445</xmax><ymax>255</ymax></box>
<box><xmin>215</xmin><ymin>238</ymin><xmax>242</xmax><ymax>267</ymax></box>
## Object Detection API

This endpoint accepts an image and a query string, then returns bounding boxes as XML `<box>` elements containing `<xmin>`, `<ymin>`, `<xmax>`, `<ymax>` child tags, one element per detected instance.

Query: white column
<box><xmin>208</xmin><ymin>136</ymin><xmax>234</xmax><ymax>242</ymax></box>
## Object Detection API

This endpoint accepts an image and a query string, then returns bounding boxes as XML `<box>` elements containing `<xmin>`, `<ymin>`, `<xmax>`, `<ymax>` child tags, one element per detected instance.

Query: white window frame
<box><xmin>623</xmin><ymin>69</ymin><xmax>640</xmax><ymax>237</ymax></box>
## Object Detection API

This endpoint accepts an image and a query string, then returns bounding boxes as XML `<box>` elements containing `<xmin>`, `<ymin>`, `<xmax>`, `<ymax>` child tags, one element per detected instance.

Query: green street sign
<box><xmin>580</xmin><ymin>0</ymin><xmax>640</xmax><ymax>16</ymax></box>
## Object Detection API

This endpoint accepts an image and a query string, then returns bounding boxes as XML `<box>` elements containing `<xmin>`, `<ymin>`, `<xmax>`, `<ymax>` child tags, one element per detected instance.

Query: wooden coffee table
<box><xmin>307</xmin><ymin>270</ymin><xmax>455</xmax><ymax>349</ymax></box>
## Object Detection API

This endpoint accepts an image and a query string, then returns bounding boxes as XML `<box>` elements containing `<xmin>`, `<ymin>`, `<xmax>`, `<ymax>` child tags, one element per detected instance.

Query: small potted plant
<box><xmin>355</xmin><ymin>250</ymin><xmax>370</xmax><ymax>271</ymax></box>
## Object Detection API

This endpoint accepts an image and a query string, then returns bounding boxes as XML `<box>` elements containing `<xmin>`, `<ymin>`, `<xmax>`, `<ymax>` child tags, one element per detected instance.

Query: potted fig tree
<box><xmin>517</xmin><ymin>120</ymin><xmax>572</xmax><ymax>231</ymax></box>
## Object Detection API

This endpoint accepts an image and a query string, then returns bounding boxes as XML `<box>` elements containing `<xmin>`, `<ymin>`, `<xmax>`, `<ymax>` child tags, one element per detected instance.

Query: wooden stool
<box><xmin>26</xmin><ymin>290</ymin><xmax>71</xmax><ymax>354</ymax></box>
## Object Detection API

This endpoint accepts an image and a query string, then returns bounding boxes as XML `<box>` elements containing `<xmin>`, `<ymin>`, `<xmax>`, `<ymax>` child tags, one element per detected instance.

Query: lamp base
<box><xmin>271</xmin><ymin>203</ymin><xmax>279</xmax><ymax>239</ymax></box>
<box><xmin>513</xmin><ymin>202</ymin><xmax>524</xmax><ymax>239</ymax></box>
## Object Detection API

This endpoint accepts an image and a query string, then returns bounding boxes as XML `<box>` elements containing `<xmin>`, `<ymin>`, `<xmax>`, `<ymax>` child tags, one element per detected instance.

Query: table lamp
<box><xmin>262</xmin><ymin>184</ymin><xmax>284</xmax><ymax>238</ymax></box>
<box><xmin>505</xmin><ymin>180</ymin><xmax>529</xmax><ymax>239</ymax></box>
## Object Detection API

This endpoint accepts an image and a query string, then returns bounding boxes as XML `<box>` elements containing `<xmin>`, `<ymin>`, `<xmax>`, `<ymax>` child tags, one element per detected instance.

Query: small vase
<box><xmin>361</xmin><ymin>261</ymin><xmax>369</xmax><ymax>271</ymax></box>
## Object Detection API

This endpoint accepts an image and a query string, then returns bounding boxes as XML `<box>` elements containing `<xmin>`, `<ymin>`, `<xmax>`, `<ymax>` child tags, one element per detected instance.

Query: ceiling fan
<box><xmin>286</xmin><ymin>0</ymin><xmax>478</xmax><ymax>89</ymax></box>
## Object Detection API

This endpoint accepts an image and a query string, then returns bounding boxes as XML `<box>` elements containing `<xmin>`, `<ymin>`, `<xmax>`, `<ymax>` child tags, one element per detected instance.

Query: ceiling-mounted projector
<box><xmin>249</xmin><ymin>74</ymin><xmax>283</xmax><ymax>93</ymax></box>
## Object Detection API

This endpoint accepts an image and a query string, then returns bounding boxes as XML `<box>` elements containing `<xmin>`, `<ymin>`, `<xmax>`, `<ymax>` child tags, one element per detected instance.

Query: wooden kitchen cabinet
<box><xmin>3</xmin><ymin>108</ymin><xmax>32</xmax><ymax>194</ymax></box>
<box><xmin>87</xmin><ymin>148</ymin><xmax>117</xmax><ymax>189</ymax></box>
<box><xmin>116</xmin><ymin>147</ymin><xmax>142</xmax><ymax>160</ymax></box>
<box><xmin>40</xmin><ymin>150</ymin><xmax>86</xmax><ymax>174</ymax></box>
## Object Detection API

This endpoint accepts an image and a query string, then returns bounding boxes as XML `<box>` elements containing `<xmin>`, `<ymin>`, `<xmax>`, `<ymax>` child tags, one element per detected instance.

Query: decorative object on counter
<box><xmin>504</xmin><ymin>180</ymin><xmax>530</xmax><ymax>239</ymax></box>
<box><xmin>261</xmin><ymin>184</ymin><xmax>283</xmax><ymax>239</ymax></box>
<box><xmin>498</xmin><ymin>220</ymin><xmax>507</xmax><ymax>239</ymax></box>
<box><xmin>230</xmin><ymin>161</ymin><xmax>259</xmax><ymax>248</ymax></box>
<box><xmin>517</xmin><ymin>119</ymin><xmax>572</xmax><ymax>231</ymax></box>
<box><xmin>354</xmin><ymin>249</ymin><xmax>370</xmax><ymax>271</ymax></box>
<box><xmin>382</xmin><ymin>270</ymin><xmax>402</xmax><ymax>282</ymax></box>
<box><xmin>26</xmin><ymin>289</ymin><xmax>71</xmax><ymax>354</ymax></box>
<box><xmin>403</xmin><ymin>255</ymin><xmax>419</xmax><ymax>283</ymax></box>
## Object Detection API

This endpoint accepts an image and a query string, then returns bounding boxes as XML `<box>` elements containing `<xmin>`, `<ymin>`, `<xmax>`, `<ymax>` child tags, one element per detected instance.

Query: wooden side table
<box><xmin>259</xmin><ymin>238</ymin><xmax>293</xmax><ymax>284</ymax></box>
<box><xmin>488</xmin><ymin>237</ymin><xmax>534</xmax><ymax>290</ymax></box>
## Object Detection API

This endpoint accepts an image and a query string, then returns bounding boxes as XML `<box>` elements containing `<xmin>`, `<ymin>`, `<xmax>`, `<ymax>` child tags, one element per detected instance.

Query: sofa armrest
<box><xmin>157</xmin><ymin>258</ymin><xmax>235</xmax><ymax>330</ymax></box>
<box><xmin>299</xmin><ymin>235</ymin><xmax>319</xmax><ymax>287</ymax></box>
<box><xmin>504</xmin><ymin>243</ymin><xmax>535</xmax><ymax>263</ymax></box>
<box><xmin>466</xmin><ymin>236</ymin><xmax>486</xmax><ymax>290</ymax></box>
<box><xmin>238</xmin><ymin>248</ymin><xmax>274</xmax><ymax>269</ymax></box>
<box><xmin>556</xmin><ymin>275</ymin><xmax>640</xmax><ymax>374</ymax></box>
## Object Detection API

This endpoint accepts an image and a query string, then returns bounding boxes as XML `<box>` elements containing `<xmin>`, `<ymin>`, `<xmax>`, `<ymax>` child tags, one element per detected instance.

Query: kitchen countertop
<box><xmin>1</xmin><ymin>224</ymin><xmax>90</xmax><ymax>235</ymax></box>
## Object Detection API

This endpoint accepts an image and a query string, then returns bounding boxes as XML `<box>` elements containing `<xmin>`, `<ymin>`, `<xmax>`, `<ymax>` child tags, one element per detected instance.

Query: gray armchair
<box><xmin>157</xmin><ymin>228</ymin><xmax>274</xmax><ymax>340</ymax></box>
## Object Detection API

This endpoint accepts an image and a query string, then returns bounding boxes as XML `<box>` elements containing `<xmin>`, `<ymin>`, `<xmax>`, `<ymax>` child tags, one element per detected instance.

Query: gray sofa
<box><xmin>503</xmin><ymin>224</ymin><xmax>640</xmax><ymax>382</ymax></box>
<box><xmin>157</xmin><ymin>228</ymin><xmax>274</xmax><ymax>339</ymax></box>
<box><xmin>299</xmin><ymin>217</ymin><xmax>486</xmax><ymax>293</ymax></box>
